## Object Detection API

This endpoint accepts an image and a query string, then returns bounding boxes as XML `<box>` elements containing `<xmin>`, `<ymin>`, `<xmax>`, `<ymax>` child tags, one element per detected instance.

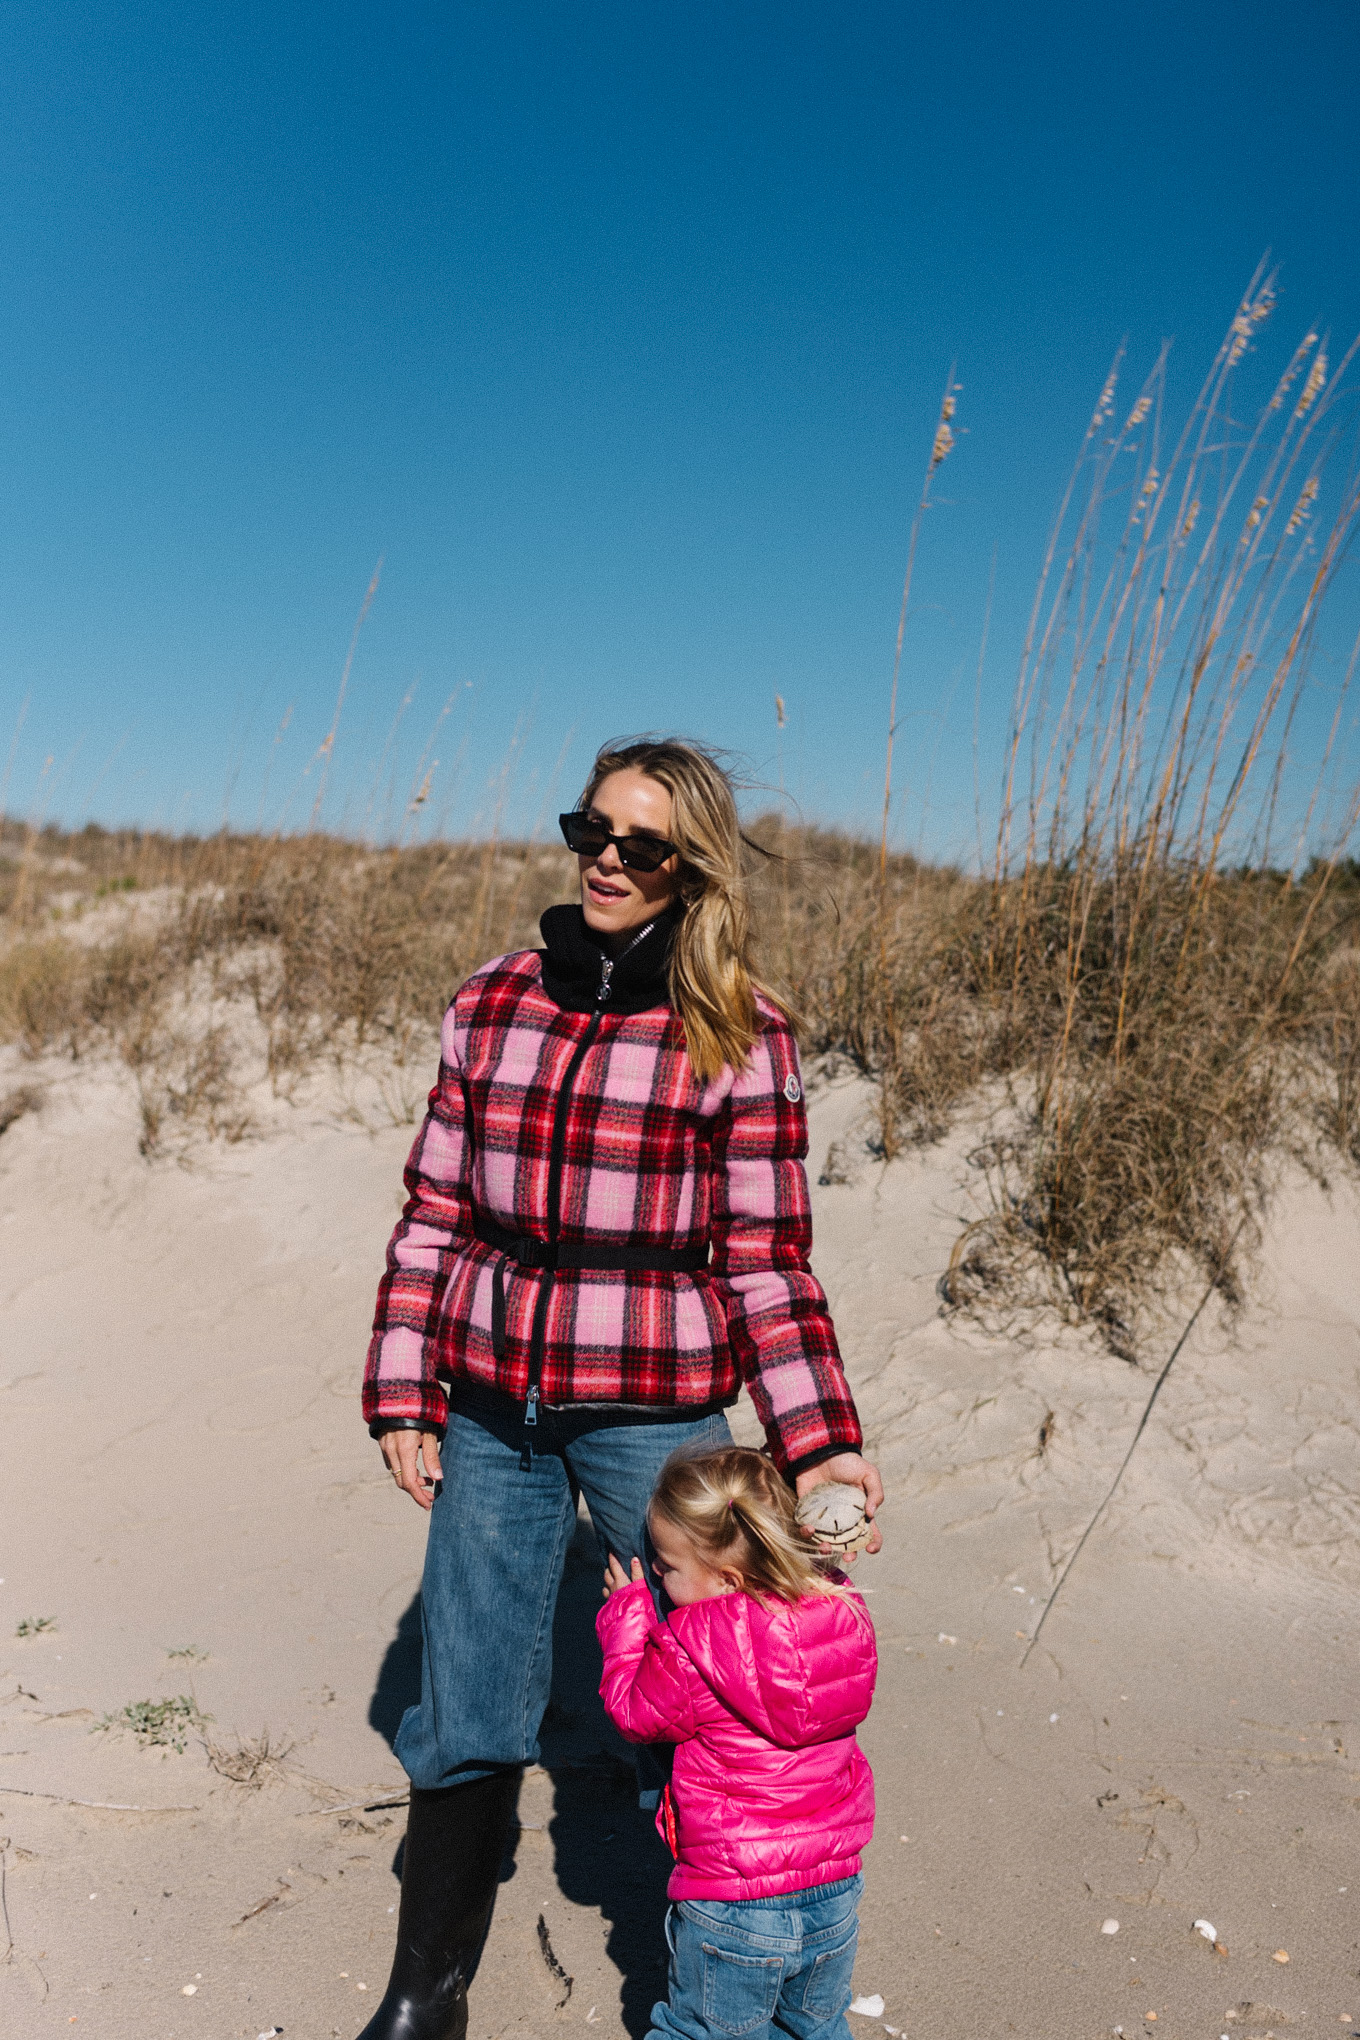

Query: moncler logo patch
<box><xmin>783</xmin><ymin>1073</ymin><xmax>802</xmax><ymax>1103</ymax></box>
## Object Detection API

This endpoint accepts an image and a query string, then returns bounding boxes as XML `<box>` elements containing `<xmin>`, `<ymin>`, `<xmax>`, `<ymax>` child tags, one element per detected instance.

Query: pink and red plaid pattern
<box><xmin>363</xmin><ymin>950</ymin><xmax>862</xmax><ymax>1473</ymax></box>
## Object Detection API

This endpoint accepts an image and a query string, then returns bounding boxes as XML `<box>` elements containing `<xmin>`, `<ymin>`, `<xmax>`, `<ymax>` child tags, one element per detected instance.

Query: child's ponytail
<box><xmin>651</xmin><ymin>1446</ymin><xmax>844</xmax><ymax>1605</ymax></box>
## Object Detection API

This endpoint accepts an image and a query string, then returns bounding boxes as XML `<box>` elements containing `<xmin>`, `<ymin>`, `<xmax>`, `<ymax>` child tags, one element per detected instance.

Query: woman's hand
<box><xmin>603</xmin><ymin>1553</ymin><xmax>645</xmax><ymax>1597</ymax></box>
<box><xmin>795</xmin><ymin>1452</ymin><xmax>885</xmax><ymax>1557</ymax></box>
<box><xmin>379</xmin><ymin>1428</ymin><xmax>444</xmax><ymax>1511</ymax></box>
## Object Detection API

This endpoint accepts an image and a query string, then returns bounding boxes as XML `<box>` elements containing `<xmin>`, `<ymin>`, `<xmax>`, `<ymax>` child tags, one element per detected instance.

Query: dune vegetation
<box><xmin>4</xmin><ymin>275</ymin><xmax>1359</xmax><ymax>1356</ymax></box>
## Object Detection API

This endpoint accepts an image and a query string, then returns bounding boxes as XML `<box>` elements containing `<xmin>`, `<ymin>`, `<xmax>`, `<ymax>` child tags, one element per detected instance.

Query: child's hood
<box><xmin>666</xmin><ymin>1586</ymin><xmax>877</xmax><ymax>1749</ymax></box>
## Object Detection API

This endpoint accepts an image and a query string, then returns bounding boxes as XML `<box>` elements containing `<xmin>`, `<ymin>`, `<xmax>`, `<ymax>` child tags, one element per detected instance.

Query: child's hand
<box><xmin>603</xmin><ymin>1553</ymin><xmax>645</xmax><ymax>1597</ymax></box>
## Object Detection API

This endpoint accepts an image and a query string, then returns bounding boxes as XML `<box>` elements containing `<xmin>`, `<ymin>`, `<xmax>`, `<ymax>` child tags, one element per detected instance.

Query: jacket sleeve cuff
<box><xmin>368</xmin><ymin>1416</ymin><xmax>448</xmax><ymax>1441</ymax></box>
<box><xmin>762</xmin><ymin>1400</ymin><xmax>863</xmax><ymax>1475</ymax></box>
<box><xmin>784</xmin><ymin>1441</ymin><xmax>860</xmax><ymax>1479</ymax></box>
<box><xmin>362</xmin><ymin>1370</ymin><xmax>450</xmax><ymax>1438</ymax></box>
<box><xmin>596</xmin><ymin>1579</ymin><xmax>658</xmax><ymax>1645</ymax></box>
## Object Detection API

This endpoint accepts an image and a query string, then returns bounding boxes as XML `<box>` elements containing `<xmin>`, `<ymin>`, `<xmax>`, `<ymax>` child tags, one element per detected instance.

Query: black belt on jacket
<box><xmin>472</xmin><ymin>1213</ymin><xmax>710</xmax><ymax>1362</ymax></box>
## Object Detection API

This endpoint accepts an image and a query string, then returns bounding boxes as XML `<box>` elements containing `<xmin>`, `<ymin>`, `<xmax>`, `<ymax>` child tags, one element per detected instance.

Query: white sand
<box><xmin>1</xmin><ymin>1048</ymin><xmax>1357</xmax><ymax>2040</ymax></box>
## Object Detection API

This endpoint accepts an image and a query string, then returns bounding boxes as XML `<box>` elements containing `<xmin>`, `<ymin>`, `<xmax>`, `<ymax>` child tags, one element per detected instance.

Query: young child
<box><xmin>597</xmin><ymin>1446</ymin><xmax>877</xmax><ymax>2040</ymax></box>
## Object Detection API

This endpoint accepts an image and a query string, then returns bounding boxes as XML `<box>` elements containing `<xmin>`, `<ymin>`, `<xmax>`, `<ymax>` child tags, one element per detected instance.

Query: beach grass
<box><xmin>3</xmin><ymin>276</ymin><xmax>1358</xmax><ymax>1351</ymax></box>
<box><xmin>3</xmin><ymin>813</ymin><xmax>1357</xmax><ymax>1351</ymax></box>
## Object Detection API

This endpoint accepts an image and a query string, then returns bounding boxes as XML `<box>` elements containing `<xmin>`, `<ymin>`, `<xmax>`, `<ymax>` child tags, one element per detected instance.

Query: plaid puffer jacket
<box><xmin>363</xmin><ymin>910</ymin><xmax>862</xmax><ymax>1474</ymax></box>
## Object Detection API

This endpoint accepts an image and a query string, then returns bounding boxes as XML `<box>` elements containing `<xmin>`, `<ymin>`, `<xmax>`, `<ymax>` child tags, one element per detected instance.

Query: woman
<box><xmin>358</xmin><ymin>737</ymin><xmax>882</xmax><ymax>2040</ymax></box>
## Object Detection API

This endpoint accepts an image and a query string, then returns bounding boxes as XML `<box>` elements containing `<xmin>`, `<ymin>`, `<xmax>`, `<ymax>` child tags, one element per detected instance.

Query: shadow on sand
<box><xmin>369</xmin><ymin>1594</ymin><xmax>423</xmax><ymax>1749</ymax></box>
<box><xmin>369</xmin><ymin>1506</ymin><xmax>672</xmax><ymax>2039</ymax></box>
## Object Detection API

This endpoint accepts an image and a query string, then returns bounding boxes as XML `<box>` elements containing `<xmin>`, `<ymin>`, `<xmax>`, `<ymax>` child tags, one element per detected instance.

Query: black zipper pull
<box><xmin>520</xmin><ymin>1383</ymin><xmax>540</xmax><ymax>1471</ymax></box>
<box><xmin>596</xmin><ymin>916</ymin><xmax>658</xmax><ymax>1005</ymax></box>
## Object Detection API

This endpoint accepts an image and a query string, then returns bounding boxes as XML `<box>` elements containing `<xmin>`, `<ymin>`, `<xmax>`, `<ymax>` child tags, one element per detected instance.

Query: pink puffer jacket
<box><xmin>596</xmin><ymin>1579</ymin><xmax>876</xmax><ymax>1901</ymax></box>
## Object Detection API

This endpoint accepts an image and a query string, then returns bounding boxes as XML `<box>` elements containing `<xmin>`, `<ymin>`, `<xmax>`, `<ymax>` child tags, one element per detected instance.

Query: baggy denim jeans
<box><xmin>394</xmin><ymin>1393</ymin><xmax>733</xmax><ymax>1792</ymax></box>
<box><xmin>649</xmin><ymin>1877</ymin><xmax>863</xmax><ymax>2040</ymax></box>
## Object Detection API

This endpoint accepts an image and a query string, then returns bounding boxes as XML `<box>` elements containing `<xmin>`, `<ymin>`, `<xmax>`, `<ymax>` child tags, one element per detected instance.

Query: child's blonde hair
<box><xmin>650</xmin><ymin>1446</ymin><xmax>841</xmax><ymax>1605</ymax></box>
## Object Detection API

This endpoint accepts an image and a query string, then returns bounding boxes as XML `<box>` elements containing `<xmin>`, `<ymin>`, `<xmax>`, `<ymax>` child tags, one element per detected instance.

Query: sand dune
<box><xmin>1</xmin><ymin>1046</ymin><xmax>1357</xmax><ymax>2039</ymax></box>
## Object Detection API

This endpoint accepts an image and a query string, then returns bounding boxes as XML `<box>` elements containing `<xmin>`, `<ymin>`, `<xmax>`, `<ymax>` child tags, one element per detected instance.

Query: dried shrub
<box><xmin>1313</xmin><ymin>934</ymin><xmax>1360</xmax><ymax>1163</ymax></box>
<box><xmin>0</xmin><ymin>831</ymin><xmax>572</xmax><ymax>1143</ymax></box>
<box><xmin>927</xmin><ymin>274</ymin><xmax>1360</xmax><ymax>1344</ymax></box>
<box><xmin>0</xmin><ymin>1083</ymin><xmax>42</xmax><ymax>1135</ymax></box>
<box><xmin>133</xmin><ymin>1022</ymin><xmax>253</xmax><ymax>1157</ymax></box>
<box><xmin>2</xmin><ymin>814</ymin><xmax>1357</xmax><ymax>1343</ymax></box>
<box><xmin>0</xmin><ymin>939</ymin><xmax>90</xmax><ymax>1055</ymax></box>
<box><xmin>202</xmin><ymin>1728</ymin><xmax>297</xmax><ymax>1789</ymax></box>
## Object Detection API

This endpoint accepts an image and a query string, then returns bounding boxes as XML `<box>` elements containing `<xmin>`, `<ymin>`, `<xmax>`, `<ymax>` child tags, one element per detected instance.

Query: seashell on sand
<box><xmin>794</xmin><ymin>1482</ymin><xmax>873</xmax><ymax>1554</ymax></box>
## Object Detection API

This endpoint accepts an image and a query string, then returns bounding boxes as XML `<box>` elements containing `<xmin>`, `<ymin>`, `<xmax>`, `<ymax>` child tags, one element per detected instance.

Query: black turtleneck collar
<box><xmin>538</xmin><ymin>902</ymin><xmax>680</xmax><ymax>1014</ymax></box>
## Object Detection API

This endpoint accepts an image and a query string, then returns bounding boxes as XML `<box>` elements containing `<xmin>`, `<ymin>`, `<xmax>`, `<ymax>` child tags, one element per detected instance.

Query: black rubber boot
<box><xmin>357</xmin><ymin>1768</ymin><xmax>522</xmax><ymax>2040</ymax></box>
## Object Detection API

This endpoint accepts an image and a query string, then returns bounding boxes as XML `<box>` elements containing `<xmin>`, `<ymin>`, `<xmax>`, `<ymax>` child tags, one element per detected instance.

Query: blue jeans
<box><xmin>394</xmin><ymin>1393</ymin><xmax>733</xmax><ymax>1791</ymax></box>
<box><xmin>650</xmin><ymin>1878</ymin><xmax>863</xmax><ymax>2040</ymax></box>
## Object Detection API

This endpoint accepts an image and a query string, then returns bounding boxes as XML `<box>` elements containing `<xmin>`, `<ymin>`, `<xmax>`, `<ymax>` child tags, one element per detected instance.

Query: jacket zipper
<box><xmin>595</xmin><ymin>912</ymin><xmax>656</xmax><ymax>1002</ymax></box>
<box><xmin>522</xmin><ymin>920</ymin><xmax>663</xmax><ymax>1450</ymax></box>
<box><xmin>523</xmin><ymin>1010</ymin><xmax>600</xmax><ymax>1439</ymax></box>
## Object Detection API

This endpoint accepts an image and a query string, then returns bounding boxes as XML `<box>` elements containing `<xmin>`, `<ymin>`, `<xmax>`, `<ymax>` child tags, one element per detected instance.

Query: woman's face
<box><xmin>577</xmin><ymin>768</ymin><xmax>683</xmax><ymax>946</ymax></box>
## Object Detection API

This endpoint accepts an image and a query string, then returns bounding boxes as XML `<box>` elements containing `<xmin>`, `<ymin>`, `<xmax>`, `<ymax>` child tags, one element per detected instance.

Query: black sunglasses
<box><xmin>559</xmin><ymin>811</ymin><xmax>678</xmax><ymax>873</ymax></box>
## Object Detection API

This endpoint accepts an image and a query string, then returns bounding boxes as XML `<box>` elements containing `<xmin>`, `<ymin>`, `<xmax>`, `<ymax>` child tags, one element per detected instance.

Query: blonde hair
<box><xmin>580</xmin><ymin>737</ymin><xmax>776</xmax><ymax>1083</ymax></box>
<box><xmin>650</xmin><ymin>1446</ymin><xmax>841</xmax><ymax>1605</ymax></box>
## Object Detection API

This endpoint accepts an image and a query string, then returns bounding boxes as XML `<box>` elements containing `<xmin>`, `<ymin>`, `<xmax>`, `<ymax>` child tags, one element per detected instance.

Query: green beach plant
<box><xmin>94</xmin><ymin>1695</ymin><xmax>210</xmax><ymax>1753</ymax></box>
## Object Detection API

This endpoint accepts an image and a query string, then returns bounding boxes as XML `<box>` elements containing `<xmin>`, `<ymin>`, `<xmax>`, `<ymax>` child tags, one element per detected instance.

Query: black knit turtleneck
<box><xmin>537</xmin><ymin>902</ymin><xmax>680</xmax><ymax>1014</ymax></box>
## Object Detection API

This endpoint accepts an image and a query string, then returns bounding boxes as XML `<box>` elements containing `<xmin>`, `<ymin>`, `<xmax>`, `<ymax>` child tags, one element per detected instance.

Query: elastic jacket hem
<box><xmin>447</xmin><ymin>1378</ymin><xmax>739</xmax><ymax>1429</ymax></box>
<box><xmin>669</xmin><ymin>1855</ymin><xmax>865</xmax><ymax>1904</ymax></box>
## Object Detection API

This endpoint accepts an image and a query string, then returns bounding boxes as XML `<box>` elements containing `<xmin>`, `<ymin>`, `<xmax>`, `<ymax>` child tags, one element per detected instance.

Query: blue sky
<box><xmin>2</xmin><ymin>1</ymin><xmax>1358</xmax><ymax>857</ymax></box>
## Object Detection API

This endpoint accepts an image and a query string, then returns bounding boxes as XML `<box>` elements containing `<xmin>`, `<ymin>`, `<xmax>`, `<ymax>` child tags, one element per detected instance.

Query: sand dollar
<box><xmin>794</xmin><ymin>1481</ymin><xmax>873</xmax><ymax>1554</ymax></box>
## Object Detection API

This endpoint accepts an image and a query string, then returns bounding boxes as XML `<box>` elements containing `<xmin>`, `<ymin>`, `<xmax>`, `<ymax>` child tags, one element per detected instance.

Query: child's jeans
<box><xmin>648</xmin><ymin>1875</ymin><xmax>863</xmax><ymax>2040</ymax></box>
